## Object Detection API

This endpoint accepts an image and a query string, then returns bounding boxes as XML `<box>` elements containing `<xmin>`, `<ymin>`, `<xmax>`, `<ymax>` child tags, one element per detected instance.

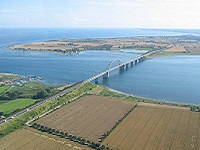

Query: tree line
<box><xmin>0</xmin><ymin>88</ymin><xmax>52</xmax><ymax>100</ymax></box>
<box><xmin>32</xmin><ymin>123</ymin><xmax>113</xmax><ymax>150</ymax></box>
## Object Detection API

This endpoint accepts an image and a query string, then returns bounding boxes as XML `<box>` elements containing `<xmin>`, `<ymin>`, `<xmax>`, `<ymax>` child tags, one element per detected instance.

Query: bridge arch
<box><xmin>103</xmin><ymin>59</ymin><xmax>122</xmax><ymax>79</ymax></box>
<box><xmin>108</xmin><ymin>59</ymin><xmax>122</xmax><ymax>71</ymax></box>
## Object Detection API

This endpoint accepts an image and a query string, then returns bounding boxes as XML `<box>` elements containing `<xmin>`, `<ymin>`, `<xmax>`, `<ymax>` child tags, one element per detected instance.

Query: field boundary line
<box><xmin>103</xmin><ymin>107</ymin><xmax>142</xmax><ymax>147</ymax></box>
<box><xmin>112</xmin><ymin>106</ymin><xmax>148</xmax><ymax>148</ymax></box>
<box><xmin>74</xmin><ymin>97</ymin><xmax>119</xmax><ymax>140</ymax></box>
<box><xmin>100</xmin><ymin>104</ymin><xmax>138</xmax><ymax>143</ymax></box>
<box><xmin>85</xmin><ymin>101</ymin><xmax>131</xmax><ymax>141</ymax></box>
<box><xmin>26</xmin><ymin>92</ymin><xmax>87</xmax><ymax>126</ymax></box>
<box><xmin>31</xmin><ymin>123</ymin><xmax>111</xmax><ymax>150</ymax></box>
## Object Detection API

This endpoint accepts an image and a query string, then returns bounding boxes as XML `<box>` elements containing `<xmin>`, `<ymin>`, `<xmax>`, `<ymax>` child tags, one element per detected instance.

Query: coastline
<box><xmin>97</xmin><ymin>85</ymin><xmax>200</xmax><ymax>111</ymax></box>
<box><xmin>8</xmin><ymin>36</ymin><xmax>200</xmax><ymax>57</ymax></box>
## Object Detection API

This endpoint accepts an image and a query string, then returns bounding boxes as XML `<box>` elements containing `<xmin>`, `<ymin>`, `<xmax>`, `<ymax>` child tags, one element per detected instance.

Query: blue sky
<box><xmin>0</xmin><ymin>0</ymin><xmax>200</xmax><ymax>28</ymax></box>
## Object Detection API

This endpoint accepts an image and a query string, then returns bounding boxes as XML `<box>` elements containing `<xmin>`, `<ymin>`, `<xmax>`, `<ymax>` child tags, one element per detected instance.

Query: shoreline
<box><xmin>98</xmin><ymin>85</ymin><xmax>200</xmax><ymax>108</ymax></box>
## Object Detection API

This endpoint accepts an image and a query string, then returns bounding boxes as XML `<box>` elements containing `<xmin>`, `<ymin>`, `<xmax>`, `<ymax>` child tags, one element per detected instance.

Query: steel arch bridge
<box><xmin>108</xmin><ymin>59</ymin><xmax>122</xmax><ymax>71</ymax></box>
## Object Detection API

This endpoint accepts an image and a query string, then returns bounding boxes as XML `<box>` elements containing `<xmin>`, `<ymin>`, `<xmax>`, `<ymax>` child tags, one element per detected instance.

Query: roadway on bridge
<box><xmin>0</xmin><ymin>50</ymin><xmax>159</xmax><ymax>125</ymax></box>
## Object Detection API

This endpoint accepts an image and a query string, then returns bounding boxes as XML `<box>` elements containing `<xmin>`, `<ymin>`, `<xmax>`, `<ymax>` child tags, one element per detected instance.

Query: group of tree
<box><xmin>32</xmin><ymin>88</ymin><xmax>51</xmax><ymax>99</ymax></box>
<box><xmin>32</xmin><ymin>123</ymin><xmax>112</xmax><ymax>150</ymax></box>
<box><xmin>0</xmin><ymin>112</ymin><xmax>4</xmax><ymax>116</ymax></box>
<box><xmin>99</xmin><ymin>104</ymin><xmax>137</xmax><ymax>142</ymax></box>
<box><xmin>0</xmin><ymin>87</ymin><xmax>52</xmax><ymax>100</ymax></box>
<box><xmin>0</xmin><ymin>91</ymin><xmax>21</xmax><ymax>100</ymax></box>
<box><xmin>191</xmin><ymin>106</ymin><xmax>200</xmax><ymax>112</ymax></box>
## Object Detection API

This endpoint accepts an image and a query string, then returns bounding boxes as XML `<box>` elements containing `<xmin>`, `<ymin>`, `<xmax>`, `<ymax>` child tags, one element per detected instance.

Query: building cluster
<box><xmin>0</xmin><ymin>75</ymin><xmax>44</xmax><ymax>86</ymax></box>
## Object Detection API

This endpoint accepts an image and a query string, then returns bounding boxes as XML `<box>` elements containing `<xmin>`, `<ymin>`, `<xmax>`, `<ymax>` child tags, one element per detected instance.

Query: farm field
<box><xmin>185</xmin><ymin>46</ymin><xmax>200</xmax><ymax>55</ymax></box>
<box><xmin>102</xmin><ymin>106</ymin><xmax>200</xmax><ymax>150</ymax></box>
<box><xmin>0</xmin><ymin>128</ymin><xmax>91</xmax><ymax>150</ymax></box>
<box><xmin>0</xmin><ymin>98</ymin><xmax>35</xmax><ymax>114</ymax></box>
<box><xmin>36</xmin><ymin>95</ymin><xmax>135</xmax><ymax>142</ymax></box>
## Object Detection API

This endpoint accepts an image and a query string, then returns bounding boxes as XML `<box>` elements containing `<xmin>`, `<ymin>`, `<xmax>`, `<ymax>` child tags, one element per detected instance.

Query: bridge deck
<box><xmin>85</xmin><ymin>50</ymin><xmax>159</xmax><ymax>83</ymax></box>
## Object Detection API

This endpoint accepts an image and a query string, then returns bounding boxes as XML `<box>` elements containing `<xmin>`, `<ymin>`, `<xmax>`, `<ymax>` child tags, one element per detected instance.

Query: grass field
<box><xmin>0</xmin><ymin>100</ymin><xmax>7</xmax><ymax>105</ymax></box>
<box><xmin>0</xmin><ymin>98</ymin><xmax>35</xmax><ymax>114</ymax></box>
<box><xmin>36</xmin><ymin>95</ymin><xmax>135</xmax><ymax>142</ymax></box>
<box><xmin>103</xmin><ymin>106</ymin><xmax>200</xmax><ymax>150</ymax></box>
<box><xmin>0</xmin><ymin>128</ymin><xmax>92</xmax><ymax>150</ymax></box>
<box><xmin>0</xmin><ymin>85</ymin><xmax>11</xmax><ymax>95</ymax></box>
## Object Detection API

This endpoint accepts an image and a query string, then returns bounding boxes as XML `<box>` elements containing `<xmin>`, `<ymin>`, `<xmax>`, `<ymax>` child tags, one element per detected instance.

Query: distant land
<box><xmin>8</xmin><ymin>35</ymin><xmax>200</xmax><ymax>55</ymax></box>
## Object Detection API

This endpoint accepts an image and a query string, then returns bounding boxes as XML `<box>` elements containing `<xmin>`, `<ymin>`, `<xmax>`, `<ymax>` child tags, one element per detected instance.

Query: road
<box><xmin>85</xmin><ymin>50</ymin><xmax>160</xmax><ymax>83</ymax></box>
<box><xmin>0</xmin><ymin>81</ymin><xmax>84</xmax><ymax>125</ymax></box>
<box><xmin>0</xmin><ymin>50</ymin><xmax>160</xmax><ymax>125</ymax></box>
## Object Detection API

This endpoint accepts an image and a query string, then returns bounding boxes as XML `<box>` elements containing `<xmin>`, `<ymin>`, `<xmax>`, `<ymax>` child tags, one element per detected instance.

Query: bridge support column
<box><xmin>103</xmin><ymin>72</ymin><xmax>109</xmax><ymax>79</ymax></box>
<box><xmin>135</xmin><ymin>60</ymin><xmax>137</xmax><ymax>64</ymax></box>
<box><xmin>95</xmin><ymin>78</ymin><xmax>99</xmax><ymax>84</ymax></box>
<box><xmin>120</xmin><ymin>65</ymin><xmax>125</xmax><ymax>72</ymax></box>
<box><xmin>130</xmin><ymin>61</ymin><xmax>134</xmax><ymax>67</ymax></box>
<box><xmin>126</xmin><ymin>64</ymin><xmax>129</xmax><ymax>69</ymax></box>
<box><xmin>135</xmin><ymin>59</ymin><xmax>139</xmax><ymax>64</ymax></box>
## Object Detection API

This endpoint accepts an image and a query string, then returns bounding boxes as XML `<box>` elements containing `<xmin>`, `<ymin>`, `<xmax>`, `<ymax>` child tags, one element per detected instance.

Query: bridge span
<box><xmin>84</xmin><ymin>50</ymin><xmax>159</xmax><ymax>84</ymax></box>
<box><xmin>0</xmin><ymin>50</ymin><xmax>159</xmax><ymax>125</ymax></box>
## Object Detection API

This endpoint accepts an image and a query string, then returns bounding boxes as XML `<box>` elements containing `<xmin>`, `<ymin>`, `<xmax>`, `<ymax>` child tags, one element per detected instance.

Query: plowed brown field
<box><xmin>0</xmin><ymin>128</ymin><xmax>91</xmax><ymax>150</ymax></box>
<box><xmin>36</xmin><ymin>95</ymin><xmax>135</xmax><ymax>142</ymax></box>
<box><xmin>103</xmin><ymin>106</ymin><xmax>200</xmax><ymax>150</ymax></box>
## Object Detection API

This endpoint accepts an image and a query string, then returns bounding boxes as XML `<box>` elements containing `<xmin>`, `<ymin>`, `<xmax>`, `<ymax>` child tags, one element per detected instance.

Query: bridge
<box><xmin>0</xmin><ymin>50</ymin><xmax>159</xmax><ymax>125</ymax></box>
<box><xmin>84</xmin><ymin>50</ymin><xmax>159</xmax><ymax>84</ymax></box>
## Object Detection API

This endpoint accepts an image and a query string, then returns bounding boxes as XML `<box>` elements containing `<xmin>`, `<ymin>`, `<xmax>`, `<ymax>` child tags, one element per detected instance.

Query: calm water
<box><xmin>100</xmin><ymin>56</ymin><xmax>200</xmax><ymax>105</ymax></box>
<box><xmin>0</xmin><ymin>28</ymin><xmax>200</xmax><ymax>105</ymax></box>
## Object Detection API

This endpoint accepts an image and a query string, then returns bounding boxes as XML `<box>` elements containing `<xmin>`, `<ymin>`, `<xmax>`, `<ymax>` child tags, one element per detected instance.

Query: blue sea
<box><xmin>0</xmin><ymin>28</ymin><xmax>200</xmax><ymax>105</ymax></box>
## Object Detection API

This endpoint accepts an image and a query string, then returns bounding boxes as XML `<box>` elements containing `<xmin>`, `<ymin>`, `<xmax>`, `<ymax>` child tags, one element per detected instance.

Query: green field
<box><xmin>0</xmin><ymin>86</ymin><xmax>11</xmax><ymax>95</ymax></box>
<box><xmin>0</xmin><ymin>98</ymin><xmax>35</xmax><ymax>114</ymax></box>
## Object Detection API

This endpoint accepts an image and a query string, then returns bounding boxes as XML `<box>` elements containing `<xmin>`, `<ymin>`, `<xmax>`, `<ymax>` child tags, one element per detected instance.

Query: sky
<box><xmin>0</xmin><ymin>0</ymin><xmax>200</xmax><ymax>29</ymax></box>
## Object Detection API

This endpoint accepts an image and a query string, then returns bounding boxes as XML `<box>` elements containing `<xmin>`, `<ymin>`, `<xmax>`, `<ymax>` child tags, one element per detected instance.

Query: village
<box><xmin>0</xmin><ymin>75</ymin><xmax>44</xmax><ymax>87</ymax></box>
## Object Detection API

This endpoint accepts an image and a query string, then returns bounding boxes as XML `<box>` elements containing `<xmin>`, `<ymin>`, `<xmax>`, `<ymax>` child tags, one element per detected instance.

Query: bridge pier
<box><xmin>130</xmin><ymin>61</ymin><xmax>134</xmax><ymax>66</ymax></box>
<box><xmin>135</xmin><ymin>59</ymin><xmax>139</xmax><ymax>64</ymax></box>
<box><xmin>120</xmin><ymin>65</ymin><xmax>125</xmax><ymax>72</ymax></box>
<box><xmin>126</xmin><ymin>64</ymin><xmax>129</xmax><ymax>69</ymax></box>
<box><xmin>95</xmin><ymin>78</ymin><xmax>99</xmax><ymax>84</ymax></box>
<box><xmin>103</xmin><ymin>72</ymin><xmax>109</xmax><ymax>79</ymax></box>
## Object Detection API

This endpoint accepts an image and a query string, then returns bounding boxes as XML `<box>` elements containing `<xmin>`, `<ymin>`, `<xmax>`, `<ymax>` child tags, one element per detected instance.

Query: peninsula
<box><xmin>8</xmin><ymin>35</ymin><xmax>200</xmax><ymax>55</ymax></box>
